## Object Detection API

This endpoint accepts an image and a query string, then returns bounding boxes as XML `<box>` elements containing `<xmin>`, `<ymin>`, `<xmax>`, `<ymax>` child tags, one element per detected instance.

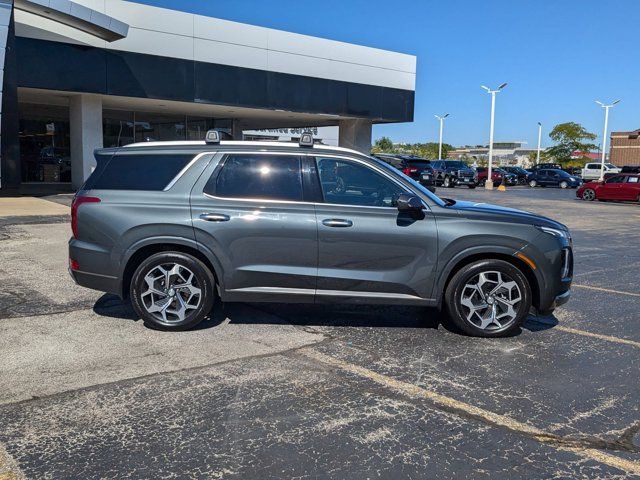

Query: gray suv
<box><xmin>69</xmin><ymin>132</ymin><xmax>572</xmax><ymax>337</ymax></box>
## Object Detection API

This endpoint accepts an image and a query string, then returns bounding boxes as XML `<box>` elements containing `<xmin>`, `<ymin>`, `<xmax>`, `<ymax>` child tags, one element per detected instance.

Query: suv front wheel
<box><xmin>130</xmin><ymin>252</ymin><xmax>216</xmax><ymax>330</ymax></box>
<box><xmin>445</xmin><ymin>259</ymin><xmax>532</xmax><ymax>337</ymax></box>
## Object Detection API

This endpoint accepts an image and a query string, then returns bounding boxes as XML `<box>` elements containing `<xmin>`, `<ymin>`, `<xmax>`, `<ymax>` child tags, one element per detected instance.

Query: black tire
<box><xmin>582</xmin><ymin>188</ymin><xmax>596</xmax><ymax>201</ymax></box>
<box><xmin>443</xmin><ymin>176</ymin><xmax>453</xmax><ymax>188</ymax></box>
<box><xmin>468</xmin><ymin>185</ymin><xmax>476</xmax><ymax>189</ymax></box>
<box><xmin>130</xmin><ymin>251</ymin><xmax>215</xmax><ymax>331</ymax></box>
<box><xmin>444</xmin><ymin>259</ymin><xmax>532</xmax><ymax>337</ymax></box>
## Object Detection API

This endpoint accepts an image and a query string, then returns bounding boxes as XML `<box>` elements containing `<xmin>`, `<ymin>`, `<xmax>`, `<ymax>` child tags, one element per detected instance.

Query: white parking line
<box><xmin>302</xmin><ymin>348</ymin><xmax>640</xmax><ymax>476</ymax></box>
<box><xmin>573</xmin><ymin>284</ymin><xmax>640</xmax><ymax>297</ymax></box>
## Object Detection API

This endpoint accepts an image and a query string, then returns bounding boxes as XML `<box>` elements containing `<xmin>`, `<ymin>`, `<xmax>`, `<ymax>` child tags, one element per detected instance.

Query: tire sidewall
<box><xmin>445</xmin><ymin>259</ymin><xmax>532</xmax><ymax>337</ymax></box>
<box><xmin>130</xmin><ymin>252</ymin><xmax>215</xmax><ymax>330</ymax></box>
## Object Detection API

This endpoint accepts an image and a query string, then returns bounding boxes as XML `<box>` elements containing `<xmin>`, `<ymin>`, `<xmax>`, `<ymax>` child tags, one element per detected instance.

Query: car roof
<box><xmin>102</xmin><ymin>140</ymin><xmax>369</xmax><ymax>158</ymax></box>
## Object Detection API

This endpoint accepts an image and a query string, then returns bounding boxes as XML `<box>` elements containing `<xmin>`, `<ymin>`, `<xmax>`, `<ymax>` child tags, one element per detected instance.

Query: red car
<box><xmin>577</xmin><ymin>174</ymin><xmax>640</xmax><ymax>202</ymax></box>
<box><xmin>475</xmin><ymin>167</ymin><xmax>503</xmax><ymax>187</ymax></box>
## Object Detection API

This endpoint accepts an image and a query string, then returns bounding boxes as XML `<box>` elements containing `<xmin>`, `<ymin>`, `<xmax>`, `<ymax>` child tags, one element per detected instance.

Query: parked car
<box><xmin>621</xmin><ymin>166</ymin><xmax>640</xmax><ymax>174</ymax></box>
<box><xmin>475</xmin><ymin>167</ymin><xmax>503</xmax><ymax>187</ymax></box>
<box><xmin>69</xmin><ymin>132</ymin><xmax>572</xmax><ymax>338</ymax></box>
<box><xmin>430</xmin><ymin>160</ymin><xmax>477</xmax><ymax>188</ymax></box>
<box><xmin>501</xmin><ymin>166</ymin><xmax>530</xmax><ymax>185</ymax></box>
<box><xmin>577</xmin><ymin>174</ymin><xmax>640</xmax><ymax>202</ymax></box>
<box><xmin>373</xmin><ymin>154</ymin><xmax>435</xmax><ymax>190</ymax></box>
<box><xmin>529</xmin><ymin>163</ymin><xmax>563</xmax><ymax>172</ymax></box>
<box><xmin>527</xmin><ymin>169</ymin><xmax>581</xmax><ymax>189</ymax></box>
<box><xmin>495</xmin><ymin>168</ymin><xmax>518</xmax><ymax>186</ymax></box>
<box><xmin>581</xmin><ymin>162</ymin><xmax>621</xmax><ymax>181</ymax></box>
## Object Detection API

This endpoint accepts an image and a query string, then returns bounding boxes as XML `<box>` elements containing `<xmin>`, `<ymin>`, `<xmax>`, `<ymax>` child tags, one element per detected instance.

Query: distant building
<box><xmin>610</xmin><ymin>129</ymin><xmax>640</xmax><ymax>166</ymax></box>
<box><xmin>448</xmin><ymin>142</ymin><xmax>537</xmax><ymax>167</ymax></box>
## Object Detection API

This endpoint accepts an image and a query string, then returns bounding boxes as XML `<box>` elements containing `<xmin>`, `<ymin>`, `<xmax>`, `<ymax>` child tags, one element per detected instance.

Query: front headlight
<box><xmin>536</xmin><ymin>225</ymin><xmax>571</xmax><ymax>242</ymax></box>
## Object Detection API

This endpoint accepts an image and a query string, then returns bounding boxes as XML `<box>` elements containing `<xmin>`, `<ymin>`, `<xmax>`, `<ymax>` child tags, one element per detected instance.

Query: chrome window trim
<box><xmin>199</xmin><ymin>151</ymin><xmax>416</xmax><ymax>211</ymax></box>
<box><xmin>163</xmin><ymin>152</ymin><xmax>213</xmax><ymax>191</ymax></box>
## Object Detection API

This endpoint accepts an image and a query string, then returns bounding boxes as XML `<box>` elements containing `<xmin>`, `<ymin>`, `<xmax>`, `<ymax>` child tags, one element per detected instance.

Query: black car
<box><xmin>495</xmin><ymin>168</ymin><xmax>518</xmax><ymax>186</ymax></box>
<box><xmin>430</xmin><ymin>160</ymin><xmax>477</xmax><ymax>188</ymax></box>
<box><xmin>373</xmin><ymin>154</ymin><xmax>435</xmax><ymax>189</ymax></box>
<box><xmin>621</xmin><ymin>166</ymin><xmax>640</xmax><ymax>174</ymax></box>
<box><xmin>501</xmin><ymin>166</ymin><xmax>530</xmax><ymax>185</ymax></box>
<box><xmin>527</xmin><ymin>169</ymin><xmax>582</xmax><ymax>189</ymax></box>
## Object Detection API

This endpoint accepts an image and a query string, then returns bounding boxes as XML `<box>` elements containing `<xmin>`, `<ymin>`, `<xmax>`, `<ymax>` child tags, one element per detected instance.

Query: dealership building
<box><xmin>0</xmin><ymin>0</ymin><xmax>416</xmax><ymax>193</ymax></box>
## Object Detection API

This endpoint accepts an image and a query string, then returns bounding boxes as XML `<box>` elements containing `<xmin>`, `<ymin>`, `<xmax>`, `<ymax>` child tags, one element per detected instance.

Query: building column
<box><xmin>338</xmin><ymin>119</ymin><xmax>372</xmax><ymax>154</ymax></box>
<box><xmin>70</xmin><ymin>94</ymin><xmax>103</xmax><ymax>189</ymax></box>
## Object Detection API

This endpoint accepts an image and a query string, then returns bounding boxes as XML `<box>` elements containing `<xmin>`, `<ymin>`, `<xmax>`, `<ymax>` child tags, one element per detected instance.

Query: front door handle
<box><xmin>200</xmin><ymin>213</ymin><xmax>230</xmax><ymax>222</ymax></box>
<box><xmin>322</xmin><ymin>218</ymin><xmax>353</xmax><ymax>228</ymax></box>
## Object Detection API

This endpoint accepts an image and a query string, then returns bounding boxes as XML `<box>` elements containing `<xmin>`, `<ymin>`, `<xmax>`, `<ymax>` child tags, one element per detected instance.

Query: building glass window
<box><xmin>18</xmin><ymin>103</ymin><xmax>71</xmax><ymax>183</ymax></box>
<box><xmin>103</xmin><ymin>109</ymin><xmax>135</xmax><ymax>148</ymax></box>
<box><xmin>133</xmin><ymin>112</ymin><xmax>186</xmax><ymax>143</ymax></box>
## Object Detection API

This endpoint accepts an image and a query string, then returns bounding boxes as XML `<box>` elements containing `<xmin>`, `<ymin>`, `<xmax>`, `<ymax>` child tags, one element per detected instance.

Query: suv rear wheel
<box><xmin>443</xmin><ymin>176</ymin><xmax>453</xmax><ymax>188</ymax></box>
<box><xmin>130</xmin><ymin>252</ymin><xmax>215</xmax><ymax>330</ymax></box>
<box><xmin>445</xmin><ymin>259</ymin><xmax>532</xmax><ymax>337</ymax></box>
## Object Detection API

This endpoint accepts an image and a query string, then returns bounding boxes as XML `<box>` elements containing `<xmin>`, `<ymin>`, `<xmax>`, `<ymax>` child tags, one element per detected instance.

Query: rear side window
<box><xmin>85</xmin><ymin>153</ymin><xmax>194</xmax><ymax>190</ymax></box>
<box><xmin>206</xmin><ymin>154</ymin><xmax>303</xmax><ymax>201</ymax></box>
<box><xmin>627</xmin><ymin>176</ymin><xmax>639</xmax><ymax>183</ymax></box>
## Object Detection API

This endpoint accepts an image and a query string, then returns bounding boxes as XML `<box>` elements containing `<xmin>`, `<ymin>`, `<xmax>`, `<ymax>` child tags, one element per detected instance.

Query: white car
<box><xmin>581</xmin><ymin>162</ymin><xmax>621</xmax><ymax>181</ymax></box>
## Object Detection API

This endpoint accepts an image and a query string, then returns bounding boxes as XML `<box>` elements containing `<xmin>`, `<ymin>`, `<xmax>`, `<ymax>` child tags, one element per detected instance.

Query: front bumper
<box><xmin>537</xmin><ymin>289</ymin><xmax>571</xmax><ymax>316</ymax></box>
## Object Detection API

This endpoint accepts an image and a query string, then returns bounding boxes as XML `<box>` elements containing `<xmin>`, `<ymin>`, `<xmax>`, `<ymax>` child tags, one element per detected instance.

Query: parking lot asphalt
<box><xmin>0</xmin><ymin>187</ymin><xmax>638</xmax><ymax>479</ymax></box>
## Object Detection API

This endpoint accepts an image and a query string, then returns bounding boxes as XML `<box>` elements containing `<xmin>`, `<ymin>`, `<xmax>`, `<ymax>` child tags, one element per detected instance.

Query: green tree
<box><xmin>372</xmin><ymin>136</ymin><xmax>394</xmax><ymax>153</ymax></box>
<box><xmin>411</xmin><ymin>142</ymin><xmax>454</xmax><ymax>159</ymax></box>
<box><xmin>545</xmin><ymin>122</ymin><xmax>597</xmax><ymax>165</ymax></box>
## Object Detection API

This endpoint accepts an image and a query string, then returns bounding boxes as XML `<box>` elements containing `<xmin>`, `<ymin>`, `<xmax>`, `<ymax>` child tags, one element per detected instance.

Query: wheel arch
<box><xmin>436</xmin><ymin>251</ymin><xmax>541</xmax><ymax>311</ymax></box>
<box><xmin>120</xmin><ymin>238</ymin><xmax>223</xmax><ymax>299</ymax></box>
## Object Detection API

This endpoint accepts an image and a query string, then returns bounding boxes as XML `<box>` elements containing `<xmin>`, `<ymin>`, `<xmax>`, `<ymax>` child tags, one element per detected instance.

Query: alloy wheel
<box><xmin>459</xmin><ymin>270</ymin><xmax>522</xmax><ymax>331</ymax></box>
<box><xmin>582</xmin><ymin>189</ymin><xmax>596</xmax><ymax>201</ymax></box>
<box><xmin>141</xmin><ymin>263</ymin><xmax>202</xmax><ymax>324</ymax></box>
<box><xmin>560</xmin><ymin>181</ymin><xmax>568</xmax><ymax>189</ymax></box>
<box><xmin>529</xmin><ymin>180</ymin><xmax>537</xmax><ymax>187</ymax></box>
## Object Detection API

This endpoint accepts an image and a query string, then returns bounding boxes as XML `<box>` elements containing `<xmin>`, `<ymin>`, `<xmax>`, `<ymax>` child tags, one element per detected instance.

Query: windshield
<box><xmin>605</xmin><ymin>163</ymin><xmax>617</xmax><ymax>169</ymax></box>
<box><xmin>444</xmin><ymin>161</ymin><xmax>469</xmax><ymax>169</ymax></box>
<box><xmin>370</xmin><ymin>156</ymin><xmax>446</xmax><ymax>207</ymax></box>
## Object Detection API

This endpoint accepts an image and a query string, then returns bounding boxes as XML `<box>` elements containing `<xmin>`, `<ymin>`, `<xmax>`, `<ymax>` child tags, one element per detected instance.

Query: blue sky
<box><xmin>141</xmin><ymin>0</ymin><xmax>638</xmax><ymax>149</ymax></box>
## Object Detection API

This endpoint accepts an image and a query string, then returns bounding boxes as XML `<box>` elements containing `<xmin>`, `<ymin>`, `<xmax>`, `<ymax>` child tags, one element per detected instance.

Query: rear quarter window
<box><xmin>84</xmin><ymin>153</ymin><xmax>195</xmax><ymax>191</ymax></box>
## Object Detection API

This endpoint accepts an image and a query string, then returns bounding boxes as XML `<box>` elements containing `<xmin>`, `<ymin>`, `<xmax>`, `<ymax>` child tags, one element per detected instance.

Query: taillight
<box><xmin>71</xmin><ymin>195</ymin><xmax>100</xmax><ymax>239</ymax></box>
<box><xmin>403</xmin><ymin>167</ymin><xmax>418</xmax><ymax>175</ymax></box>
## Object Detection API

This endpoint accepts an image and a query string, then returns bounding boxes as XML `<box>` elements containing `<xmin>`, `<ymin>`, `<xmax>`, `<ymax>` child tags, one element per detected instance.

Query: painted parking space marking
<box><xmin>573</xmin><ymin>284</ymin><xmax>640</xmax><ymax>297</ymax></box>
<box><xmin>301</xmin><ymin>348</ymin><xmax>640</xmax><ymax>476</ymax></box>
<box><xmin>554</xmin><ymin>325</ymin><xmax>640</xmax><ymax>349</ymax></box>
<box><xmin>0</xmin><ymin>443</ymin><xmax>23</xmax><ymax>480</ymax></box>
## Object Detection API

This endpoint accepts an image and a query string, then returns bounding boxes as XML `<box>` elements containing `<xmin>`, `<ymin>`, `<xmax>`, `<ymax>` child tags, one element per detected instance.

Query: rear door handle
<box><xmin>322</xmin><ymin>218</ymin><xmax>353</xmax><ymax>228</ymax></box>
<box><xmin>200</xmin><ymin>213</ymin><xmax>230</xmax><ymax>222</ymax></box>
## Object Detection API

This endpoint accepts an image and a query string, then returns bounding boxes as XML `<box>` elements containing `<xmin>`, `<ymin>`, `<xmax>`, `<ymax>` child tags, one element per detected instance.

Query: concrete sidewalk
<box><xmin>0</xmin><ymin>196</ymin><xmax>70</xmax><ymax>217</ymax></box>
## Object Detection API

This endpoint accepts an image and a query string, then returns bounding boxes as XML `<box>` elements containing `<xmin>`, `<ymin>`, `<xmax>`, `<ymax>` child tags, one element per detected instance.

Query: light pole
<box><xmin>536</xmin><ymin>122</ymin><xmax>542</xmax><ymax>166</ymax></box>
<box><xmin>481</xmin><ymin>83</ymin><xmax>507</xmax><ymax>189</ymax></box>
<box><xmin>435</xmin><ymin>113</ymin><xmax>449</xmax><ymax>159</ymax></box>
<box><xmin>595</xmin><ymin>99</ymin><xmax>620</xmax><ymax>181</ymax></box>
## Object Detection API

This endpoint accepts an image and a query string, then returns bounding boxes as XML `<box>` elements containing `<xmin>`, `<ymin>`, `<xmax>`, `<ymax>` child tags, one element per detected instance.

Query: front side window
<box><xmin>208</xmin><ymin>154</ymin><xmax>303</xmax><ymax>201</ymax></box>
<box><xmin>606</xmin><ymin>176</ymin><xmax>624</xmax><ymax>184</ymax></box>
<box><xmin>316</xmin><ymin>158</ymin><xmax>405</xmax><ymax>208</ymax></box>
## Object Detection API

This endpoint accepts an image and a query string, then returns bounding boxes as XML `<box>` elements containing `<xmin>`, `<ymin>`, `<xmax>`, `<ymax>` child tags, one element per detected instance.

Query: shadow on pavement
<box><xmin>93</xmin><ymin>293</ymin><xmax>559</xmax><ymax>336</ymax></box>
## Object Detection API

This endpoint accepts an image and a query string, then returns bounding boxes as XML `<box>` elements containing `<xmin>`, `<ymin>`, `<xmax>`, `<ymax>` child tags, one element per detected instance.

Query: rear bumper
<box><xmin>69</xmin><ymin>238</ymin><xmax>121</xmax><ymax>295</ymax></box>
<box><xmin>69</xmin><ymin>268</ymin><xmax>120</xmax><ymax>295</ymax></box>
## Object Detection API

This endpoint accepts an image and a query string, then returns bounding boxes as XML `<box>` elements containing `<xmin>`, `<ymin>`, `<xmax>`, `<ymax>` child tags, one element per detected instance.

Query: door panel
<box><xmin>313</xmin><ymin>156</ymin><xmax>438</xmax><ymax>302</ymax></box>
<box><xmin>190</xmin><ymin>153</ymin><xmax>318</xmax><ymax>302</ymax></box>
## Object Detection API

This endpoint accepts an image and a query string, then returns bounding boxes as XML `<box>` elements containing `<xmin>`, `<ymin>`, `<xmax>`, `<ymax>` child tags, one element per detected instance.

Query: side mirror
<box><xmin>397</xmin><ymin>193</ymin><xmax>424</xmax><ymax>219</ymax></box>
